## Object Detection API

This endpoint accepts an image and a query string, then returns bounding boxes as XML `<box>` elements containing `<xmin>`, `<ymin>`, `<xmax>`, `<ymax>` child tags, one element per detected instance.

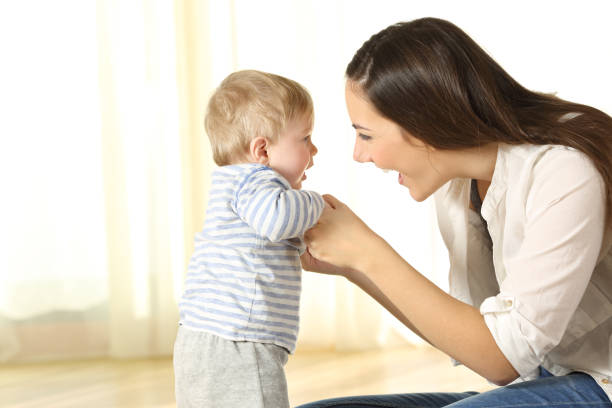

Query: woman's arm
<box><xmin>305</xmin><ymin>194</ymin><xmax>519</xmax><ymax>385</ymax></box>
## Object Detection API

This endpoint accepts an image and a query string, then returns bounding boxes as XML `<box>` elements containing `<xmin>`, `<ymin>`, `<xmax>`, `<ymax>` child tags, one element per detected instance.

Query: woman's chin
<box><xmin>407</xmin><ymin>185</ymin><xmax>428</xmax><ymax>202</ymax></box>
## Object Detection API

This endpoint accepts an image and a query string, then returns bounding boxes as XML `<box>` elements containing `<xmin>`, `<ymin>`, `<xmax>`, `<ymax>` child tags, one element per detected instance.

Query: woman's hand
<box><xmin>300</xmin><ymin>247</ymin><xmax>355</xmax><ymax>278</ymax></box>
<box><xmin>304</xmin><ymin>194</ymin><xmax>386</xmax><ymax>272</ymax></box>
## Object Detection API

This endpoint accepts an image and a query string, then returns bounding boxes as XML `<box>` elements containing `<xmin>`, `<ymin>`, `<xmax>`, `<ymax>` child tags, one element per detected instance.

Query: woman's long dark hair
<box><xmin>347</xmin><ymin>17</ymin><xmax>612</xmax><ymax>223</ymax></box>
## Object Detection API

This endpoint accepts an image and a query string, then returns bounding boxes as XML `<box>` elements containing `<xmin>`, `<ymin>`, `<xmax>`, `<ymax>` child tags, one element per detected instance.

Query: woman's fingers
<box><xmin>304</xmin><ymin>226</ymin><xmax>314</xmax><ymax>243</ymax></box>
<box><xmin>322</xmin><ymin>194</ymin><xmax>342</xmax><ymax>209</ymax></box>
<box><xmin>300</xmin><ymin>250</ymin><xmax>315</xmax><ymax>271</ymax></box>
<box><xmin>305</xmin><ymin>193</ymin><xmax>376</xmax><ymax>269</ymax></box>
<box><xmin>301</xmin><ymin>248</ymin><xmax>352</xmax><ymax>277</ymax></box>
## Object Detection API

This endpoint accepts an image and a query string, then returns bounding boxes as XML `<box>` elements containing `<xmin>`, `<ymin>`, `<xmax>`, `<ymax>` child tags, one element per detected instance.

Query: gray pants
<box><xmin>173</xmin><ymin>326</ymin><xmax>290</xmax><ymax>408</ymax></box>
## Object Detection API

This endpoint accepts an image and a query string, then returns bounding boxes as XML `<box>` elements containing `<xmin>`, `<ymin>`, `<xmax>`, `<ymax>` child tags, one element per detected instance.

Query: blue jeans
<box><xmin>295</xmin><ymin>367</ymin><xmax>611</xmax><ymax>407</ymax></box>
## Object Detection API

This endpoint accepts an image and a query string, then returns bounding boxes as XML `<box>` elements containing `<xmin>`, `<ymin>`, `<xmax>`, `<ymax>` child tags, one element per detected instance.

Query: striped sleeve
<box><xmin>233</xmin><ymin>167</ymin><xmax>325</xmax><ymax>242</ymax></box>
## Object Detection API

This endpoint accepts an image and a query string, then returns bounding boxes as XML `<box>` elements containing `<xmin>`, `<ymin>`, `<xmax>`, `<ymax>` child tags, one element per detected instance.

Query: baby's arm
<box><xmin>234</xmin><ymin>168</ymin><xmax>325</xmax><ymax>242</ymax></box>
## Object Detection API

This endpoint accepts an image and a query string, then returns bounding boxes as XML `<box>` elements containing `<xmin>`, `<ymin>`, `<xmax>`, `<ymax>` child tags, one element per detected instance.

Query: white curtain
<box><xmin>1</xmin><ymin>1</ymin><xmax>110</xmax><ymax>361</ymax></box>
<box><xmin>1</xmin><ymin>0</ymin><xmax>611</xmax><ymax>362</ymax></box>
<box><xmin>0</xmin><ymin>0</ymin><xmax>188</xmax><ymax>361</ymax></box>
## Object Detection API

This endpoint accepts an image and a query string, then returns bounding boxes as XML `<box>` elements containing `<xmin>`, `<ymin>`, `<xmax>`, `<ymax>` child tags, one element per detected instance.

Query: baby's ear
<box><xmin>249</xmin><ymin>136</ymin><xmax>270</xmax><ymax>165</ymax></box>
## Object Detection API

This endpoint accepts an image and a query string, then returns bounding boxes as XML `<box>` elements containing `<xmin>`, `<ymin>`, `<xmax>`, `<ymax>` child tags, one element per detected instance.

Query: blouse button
<box><xmin>503</xmin><ymin>299</ymin><xmax>513</xmax><ymax>308</ymax></box>
<box><xmin>602</xmin><ymin>378</ymin><xmax>610</xmax><ymax>384</ymax></box>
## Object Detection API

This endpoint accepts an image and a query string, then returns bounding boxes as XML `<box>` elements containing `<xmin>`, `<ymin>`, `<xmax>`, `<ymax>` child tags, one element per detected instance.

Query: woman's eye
<box><xmin>358</xmin><ymin>133</ymin><xmax>372</xmax><ymax>141</ymax></box>
<box><xmin>303</xmin><ymin>135</ymin><xmax>311</xmax><ymax>142</ymax></box>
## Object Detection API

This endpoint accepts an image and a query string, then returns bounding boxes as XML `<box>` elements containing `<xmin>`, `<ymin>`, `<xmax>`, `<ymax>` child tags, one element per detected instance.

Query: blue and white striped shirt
<box><xmin>178</xmin><ymin>163</ymin><xmax>325</xmax><ymax>352</ymax></box>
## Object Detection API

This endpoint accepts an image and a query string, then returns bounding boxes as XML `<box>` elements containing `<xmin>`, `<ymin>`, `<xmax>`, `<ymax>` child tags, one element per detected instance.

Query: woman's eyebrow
<box><xmin>352</xmin><ymin>124</ymin><xmax>371</xmax><ymax>131</ymax></box>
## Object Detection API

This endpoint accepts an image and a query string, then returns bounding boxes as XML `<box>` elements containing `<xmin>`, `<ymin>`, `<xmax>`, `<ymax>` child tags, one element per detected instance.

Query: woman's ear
<box><xmin>249</xmin><ymin>136</ymin><xmax>270</xmax><ymax>165</ymax></box>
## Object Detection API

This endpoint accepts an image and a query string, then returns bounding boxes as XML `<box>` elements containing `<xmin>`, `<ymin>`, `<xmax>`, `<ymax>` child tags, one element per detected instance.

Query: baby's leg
<box><xmin>252</xmin><ymin>340</ymin><xmax>290</xmax><ymax>407</ymax></box>
<box><xmin>173</xmin><ymin>326</ymin><xmax>289</xmax><ymax>407</ymax></box>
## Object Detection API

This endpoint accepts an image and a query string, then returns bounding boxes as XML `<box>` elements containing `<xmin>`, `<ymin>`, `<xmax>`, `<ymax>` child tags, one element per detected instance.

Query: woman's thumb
<box><xmin>322</xmin><ymin>194</ymin><xmax>342</xmax><ymax>209</ymax></box>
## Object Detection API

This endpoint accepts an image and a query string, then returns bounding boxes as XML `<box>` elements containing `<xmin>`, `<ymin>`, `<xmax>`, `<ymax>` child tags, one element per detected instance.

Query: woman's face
<box><xmin>345</xmin><ymin>81</ymin><xmax>448</xmax><ymax>201</ymax></box>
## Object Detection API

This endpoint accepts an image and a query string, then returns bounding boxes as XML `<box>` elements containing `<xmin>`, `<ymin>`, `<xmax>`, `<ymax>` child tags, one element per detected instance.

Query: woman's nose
<box><xmin>353</xmin><ymin>140</ymin><xmax>368</xmax><ymax>163</ymax></box>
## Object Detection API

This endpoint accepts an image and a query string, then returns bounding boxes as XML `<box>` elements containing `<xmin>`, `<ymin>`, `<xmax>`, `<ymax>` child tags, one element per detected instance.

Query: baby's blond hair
<box><xmin>205</xmin><ymin>70</ymin><xmax>314</xmax><ymax>166</ymax></box>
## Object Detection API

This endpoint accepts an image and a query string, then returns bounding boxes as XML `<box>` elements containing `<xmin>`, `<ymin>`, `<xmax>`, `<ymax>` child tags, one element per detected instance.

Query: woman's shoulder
<box><xmin>497</xmin><ymin>144</ymin><xmax>605</xmax><ymax>216</ymax></box>
<box><xmin>491</xmin><ymin>144</ymin><xmax>604</xmax><ymax>214</ymax></box>
<box><xmin>435</xmin><ymin>143</ymin><xmax>601</xmax><ymax>208</ymax></box>
<box><xmin>501</xmin><ymin>143</ymin><xmax>579</xmax><ymax>160</ymax></box>
<box><xmin>499</xmin><ymin>143</ymin><xmax>598</xmax><ymax>179</ymax></box>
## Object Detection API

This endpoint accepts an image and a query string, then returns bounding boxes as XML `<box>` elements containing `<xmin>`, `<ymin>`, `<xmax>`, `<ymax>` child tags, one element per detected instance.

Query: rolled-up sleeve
<box><xmin>481</xmin><ymin>296</ymin><xmax>547</xmax><ymax>378</ymax></box>
<box><xmin>480</xmin><ymin>149</ymin><xmax>606</xmax><ymax>379</ymax></box>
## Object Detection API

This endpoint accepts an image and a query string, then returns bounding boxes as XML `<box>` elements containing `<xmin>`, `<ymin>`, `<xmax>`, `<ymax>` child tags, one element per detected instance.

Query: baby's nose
<box><xmin>310</xmin><ymin>142</ymin><xmax>318</xmax><ymax>156</ymax></box>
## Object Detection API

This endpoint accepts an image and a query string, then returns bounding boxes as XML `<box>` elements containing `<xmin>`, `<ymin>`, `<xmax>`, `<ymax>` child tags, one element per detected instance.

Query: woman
<box><xmin>299</xmin><ymin>18</ymin><xmax>612</xmax><ymax>407</ymax></box>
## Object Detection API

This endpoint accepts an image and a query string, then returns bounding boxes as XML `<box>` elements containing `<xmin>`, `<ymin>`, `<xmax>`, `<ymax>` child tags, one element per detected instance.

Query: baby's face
<box><xmin>267</xmin><ymin>116</ymin><xmax>317</xmax><ymax>189</ymax></box>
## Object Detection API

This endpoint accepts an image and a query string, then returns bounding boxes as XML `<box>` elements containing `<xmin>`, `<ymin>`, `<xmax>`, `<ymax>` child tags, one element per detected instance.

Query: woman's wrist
<box><xmin>352</xmin><ymin>231</ymin><xmax>394</xmax><ymax>274</ymax></box>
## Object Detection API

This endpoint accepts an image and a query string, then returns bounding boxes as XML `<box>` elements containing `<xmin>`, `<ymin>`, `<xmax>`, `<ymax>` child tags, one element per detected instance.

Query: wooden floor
<box><xmin>0</xmin><ymin>345</ymin><xmax>495</xmax><ymax>407</ymax></box>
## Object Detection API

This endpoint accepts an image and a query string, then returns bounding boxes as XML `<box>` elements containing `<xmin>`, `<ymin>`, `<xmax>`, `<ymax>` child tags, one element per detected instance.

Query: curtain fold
<box><xmin>0</xmin><ymin>0</ymin><xmax>192</xmax><ymax>362</ymax></box>
<box><xmin>98</xmin><ymin>0</ymin><xmax>185</xmax><ymax>358</ymax></box>
<box><xmin>1</xmin><ymin>0</ymin><xmax>110</xmax><ymax>362</ymax></box>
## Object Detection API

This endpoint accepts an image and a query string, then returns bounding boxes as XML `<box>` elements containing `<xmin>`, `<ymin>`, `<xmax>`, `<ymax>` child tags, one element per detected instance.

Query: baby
<box><xmin>173</xmin><ymin>70</ymin><xmax>324</xmax><ymax>407</ymax></box>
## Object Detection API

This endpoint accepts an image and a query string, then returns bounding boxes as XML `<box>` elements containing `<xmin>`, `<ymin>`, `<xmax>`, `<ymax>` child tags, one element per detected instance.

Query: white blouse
<box><xmin>434</xmin><ymin>143</ymin><xmax>612</xmax><ymax>397</ymax></box>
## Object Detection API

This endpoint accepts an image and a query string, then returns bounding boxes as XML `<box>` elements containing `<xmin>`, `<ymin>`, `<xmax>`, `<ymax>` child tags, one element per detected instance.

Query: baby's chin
<box><xmin>292</xmin><ymin>176</ymin><xmax>306</xmax><ymax>189</ymax></box>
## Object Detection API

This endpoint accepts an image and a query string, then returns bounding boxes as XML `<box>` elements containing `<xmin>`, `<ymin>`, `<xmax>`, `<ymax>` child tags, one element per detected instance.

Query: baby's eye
<box><xmin>303</xmin><ymin>135</ymin><xmax>311</xmax><ymax>142</ymax></box>
<box><xmin>358</xmin><ymin>133</ymin><xmax>372</xmax><ymax>141</ymax></box>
